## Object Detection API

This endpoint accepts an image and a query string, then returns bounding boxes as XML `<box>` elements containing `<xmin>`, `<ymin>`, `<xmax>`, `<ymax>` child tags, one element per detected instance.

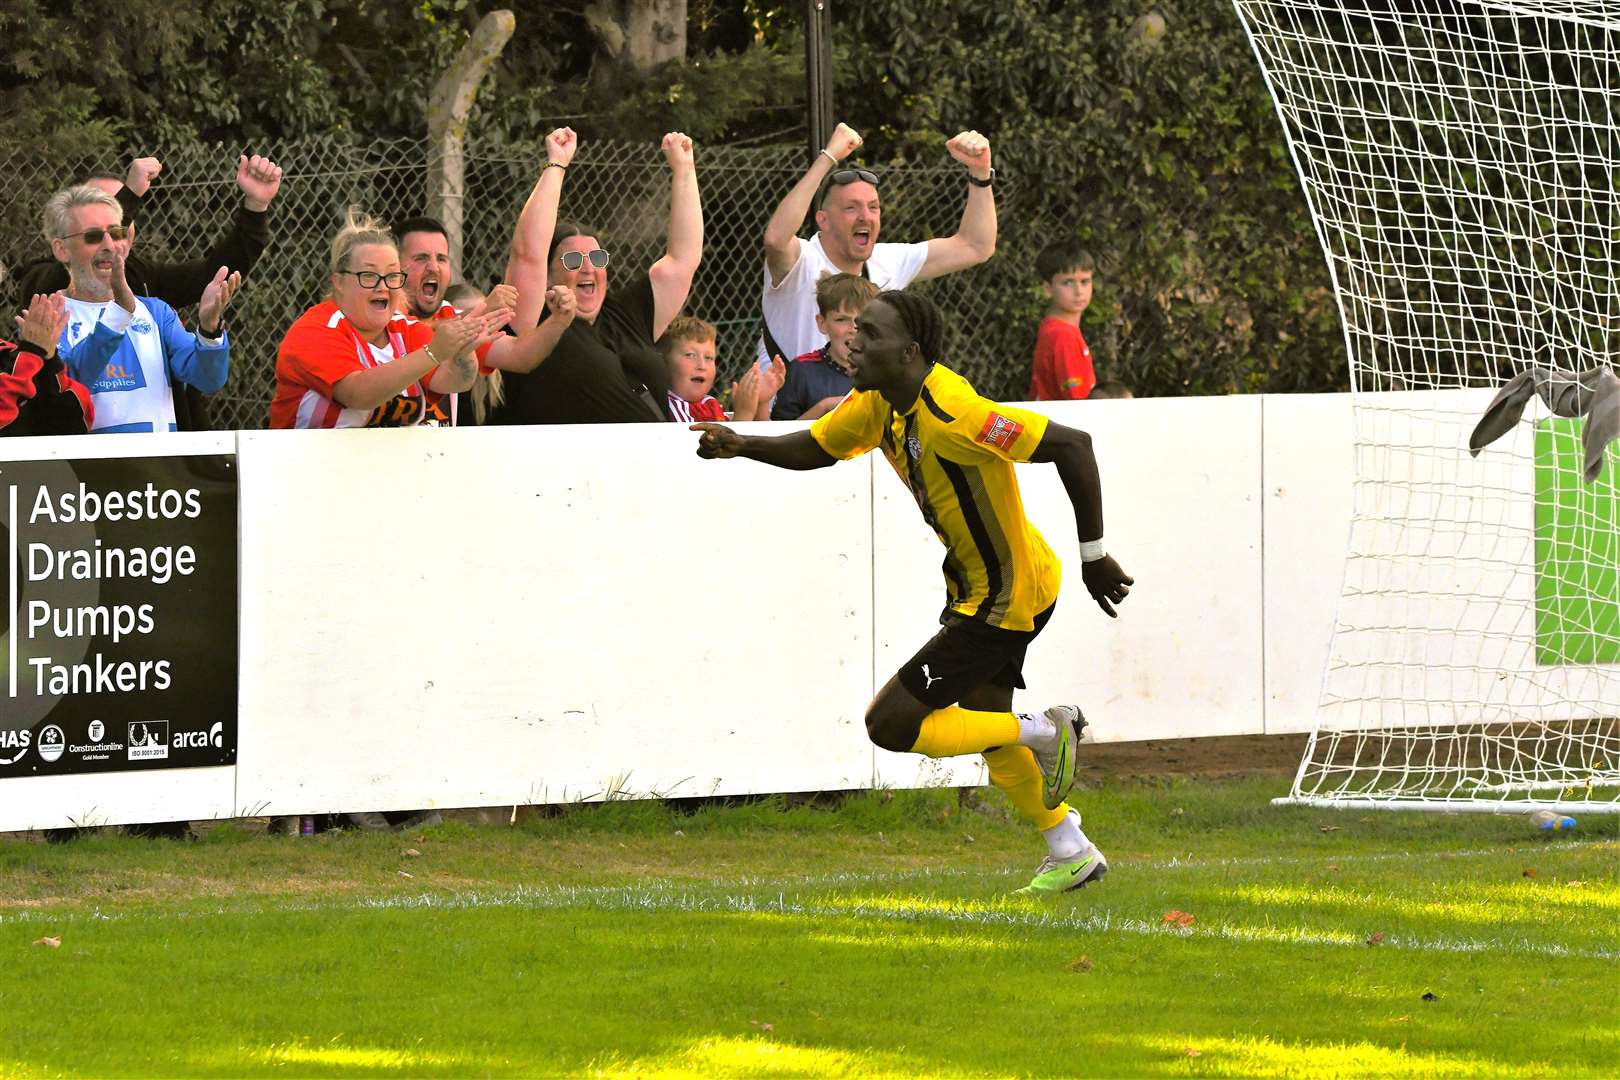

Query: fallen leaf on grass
<box><xmin>750</xmin><ymin>1020</ymin><xmax>774</xmax><ymax>1033</ymax></box>
<box><xmin>1390</xmin><ymin>1015</ymin><xmax>1411</xmax><ymax>1024</ymax></box>
<box><xmin>1326</xmin><ymin>864</ymin><xmax>1341</xmax><ymax>872</ymax></box>
<box><xmin>1319</xmin><ymin>824</ymin><xmax>1341</xmax><ymax>833</ymax></box>
<box><xmin>1185</xmin><ymin>1047</ymin><xmax>1202</xmax><ymax>1058</ymax></box>
<box><xmin>1565</xmin><ymin>880</ymin><xmax>1586</xmax><ymax>888</ymax></box>
<box><xmin>1161</xmin><ymin>910</ymin><xmax>1196</xmax><ymax>928</ymax></box>
<box><xmin>397</xmin><ymin>870</ymin><xmax>414</xmax><ymax>879</ymax></box>
<box><xmin>401</xmin><ymin>848</ymin><xmax>421</xmax><ymax>858</ymax></box>
<box><xmin>32</xmin><ymin>937</ymin><xmax>60</xmax><ymax>949</ymax></box>
<box><xmin>1522</xmin><ymin>867</ymin><xmax>1537</xmax><ymax>878</ymax></box>
<box><xmin>1366</xmin><ymin>932</ymin><xmax>1386</xmax><ymax>946</ymax></box>
<box><xmin>1068</xmin><ymin>955</ymin><xmax>1093</xmax><ymax>973</ymax></box>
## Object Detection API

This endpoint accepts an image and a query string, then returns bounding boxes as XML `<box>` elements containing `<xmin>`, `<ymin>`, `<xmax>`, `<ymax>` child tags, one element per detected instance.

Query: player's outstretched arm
<box><xmin>1031</xmin><ymin>420</ymin><xmax>1134</xmax><ymax>617</ymax></box>
<box><xmin>691</xmin><ymin>423</ymin><xmax>837</xmax><ymax>471</ymax></box>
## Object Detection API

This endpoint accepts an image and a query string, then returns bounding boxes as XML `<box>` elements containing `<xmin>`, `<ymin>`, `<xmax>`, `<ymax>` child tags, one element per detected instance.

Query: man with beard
<box><xmin>45</xmin><ymin>185</ymin><xmax>240</xmax><ymax>433</ymax></box>
<box><xmin>758</xmin><ymin>123</ymin><xmax>997</xmax><ymax>367</ymax></box>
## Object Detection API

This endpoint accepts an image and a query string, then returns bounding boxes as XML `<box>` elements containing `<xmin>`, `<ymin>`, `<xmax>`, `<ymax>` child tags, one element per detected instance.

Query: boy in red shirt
<box><xmin>1027</xmin><ymin>241</ymin><xmax>1097</xmax><ymax>401</ymax></box>
<box><xmin>661</xmin><ymin>316</ymin><xmax>783</xmax><ymax>423</ymax></box>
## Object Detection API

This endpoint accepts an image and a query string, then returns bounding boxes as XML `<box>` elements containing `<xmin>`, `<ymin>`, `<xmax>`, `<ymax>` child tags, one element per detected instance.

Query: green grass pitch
<box><xmin>3</xmin><ymin>777</ymin><xmax>1615</xmax><ymax>1077</ymax></box>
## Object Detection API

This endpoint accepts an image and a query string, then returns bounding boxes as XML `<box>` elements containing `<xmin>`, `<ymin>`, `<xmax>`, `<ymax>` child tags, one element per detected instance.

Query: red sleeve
<box><xmin>278</xmin><ymin>314</ymin><xmax>363</xmax><ymax>400</ymax></box>
<box><xmin>0</xmin><ymin>345</ymin><xmax>43</xmax><ymax>429</ymax></box>
<box><xmin>1031</xmin><ymin>322</ymin><xmax>1094</xmax><ymax>401</ymax></box>
<box><xmin>695</xmin><ymin>397</ymin><xmax>728</xmax><ymax>422</ymax></box>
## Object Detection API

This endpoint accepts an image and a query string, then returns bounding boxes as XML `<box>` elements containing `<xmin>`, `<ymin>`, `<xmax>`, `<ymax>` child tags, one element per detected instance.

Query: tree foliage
<box><xmin>834</xmin><ymin>0</ymin><xmax>1345</xmax><ymax>397</ymax></box>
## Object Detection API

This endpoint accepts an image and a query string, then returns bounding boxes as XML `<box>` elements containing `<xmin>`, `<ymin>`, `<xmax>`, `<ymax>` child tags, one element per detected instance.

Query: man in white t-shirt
<box><xmin>759</xmin><ymin>122</ymin><xmax>997</xmax><ymax>365</ymax></box>
<box><xmin>44</xmin><ymin>185</ymin><xmax>239</xmax><ymax>433</ymax></box>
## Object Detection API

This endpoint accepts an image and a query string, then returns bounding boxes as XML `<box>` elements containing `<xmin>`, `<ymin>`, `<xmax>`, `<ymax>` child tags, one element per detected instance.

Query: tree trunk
<box><xmin>427</xmin><ymin>9</ymin><xmax>516</xmax><ymax>276</ymax></box>
<box><xmin>586</xmin><ymin>0</ymin><xmax>687</xmax><ymax>94</ymax></box>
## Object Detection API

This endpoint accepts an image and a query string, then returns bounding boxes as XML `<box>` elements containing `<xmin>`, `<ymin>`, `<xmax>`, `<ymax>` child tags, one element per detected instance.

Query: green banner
<box><xmin>1534</xmin><ymin>418</ymin><xmax>1619</xmax><ymax>665</ymax></box>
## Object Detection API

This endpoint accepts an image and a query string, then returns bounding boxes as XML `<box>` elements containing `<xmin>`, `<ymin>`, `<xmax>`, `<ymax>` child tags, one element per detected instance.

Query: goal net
<box><xmin>1233</xmin><ymin>0</ymin><xmax>1620</xmax><ymax>812</ymax></box>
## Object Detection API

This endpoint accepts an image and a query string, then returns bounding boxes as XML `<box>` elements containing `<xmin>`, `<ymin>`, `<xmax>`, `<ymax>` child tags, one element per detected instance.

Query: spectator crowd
<box><xmin>1</xmin><ymin>122</ymin><xmax>1128</xmax><ymax>837</ymax></box>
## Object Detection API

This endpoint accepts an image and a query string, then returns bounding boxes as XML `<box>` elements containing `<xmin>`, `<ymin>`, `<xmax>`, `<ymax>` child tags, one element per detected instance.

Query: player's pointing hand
<box><xmin>691</xmin><ymin>422</ymin><xmax>744</xmax><ymax>459</ymax></box>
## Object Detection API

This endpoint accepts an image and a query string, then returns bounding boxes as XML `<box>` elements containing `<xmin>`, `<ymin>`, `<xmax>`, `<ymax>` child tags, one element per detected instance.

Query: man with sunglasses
<box><xmin>13</xmin><ymin>153</ymin><xmax>281</xmax><ymax>432</ymax></box>
<box><xmin>44</xmin><ymin>184</ymin><xmax>239</xmax><ymax>434</ymax></box>
<box><xmin>759</xmin><ymin>122</ymin><xmax>997</xmax><ymax>369</ymax></box>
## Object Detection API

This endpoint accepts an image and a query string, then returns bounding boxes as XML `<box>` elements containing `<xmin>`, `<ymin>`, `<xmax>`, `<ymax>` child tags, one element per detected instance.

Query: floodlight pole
<box><xmin>805</xmin><ymin>0</ymin><xmax>835</xmax><ymax>159</ymax></box>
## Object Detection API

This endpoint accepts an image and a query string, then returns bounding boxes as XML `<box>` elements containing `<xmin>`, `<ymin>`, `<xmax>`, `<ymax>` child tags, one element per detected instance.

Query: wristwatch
<box><xmin>968</xmin><ymin>168</ymin><xmax>996</xmax><ymax>188</ymax></box>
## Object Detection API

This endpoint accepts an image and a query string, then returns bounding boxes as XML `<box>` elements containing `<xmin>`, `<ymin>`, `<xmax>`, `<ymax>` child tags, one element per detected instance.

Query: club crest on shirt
<box><xmin>977</xmin><ymin>412</ymin><xmax>1024</xmax><ymax>451</ymax></box>
<box><xmin>906</xmin><ymin>434</ymin><xmax>922</xmax><ymax>460</ymax></box>
<box><xmin>130</xmin><ymin>319</ymin><xmax>154</xmax><ymax>335</ymax></box>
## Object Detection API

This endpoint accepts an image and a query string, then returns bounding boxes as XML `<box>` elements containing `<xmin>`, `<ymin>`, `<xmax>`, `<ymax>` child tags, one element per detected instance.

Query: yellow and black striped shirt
<box><xmin>810</xmin><ymin>364</ymin><xmax>1061</xmax><ymax>631</ymax></box>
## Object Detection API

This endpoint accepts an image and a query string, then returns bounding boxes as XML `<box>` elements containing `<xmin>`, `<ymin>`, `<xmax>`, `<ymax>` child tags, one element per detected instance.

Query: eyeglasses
<box><xmin>828</xmin><ymin>168</ymin><xmax>880</xmax><ymax>187</ymax></box>
<box><xmin>339</xmin><ymin>269</ymin><xmax>408</xmax><ymax>289</ymax></box>
<box><xmin>59</xmin><ymin>225</ymin><xmax>130</xmax><ymax>244</ymax></box>
<box><xmin>559</xmin><ymin>248</ymin><xmax>610</xmax><ymax>272</ymax></box>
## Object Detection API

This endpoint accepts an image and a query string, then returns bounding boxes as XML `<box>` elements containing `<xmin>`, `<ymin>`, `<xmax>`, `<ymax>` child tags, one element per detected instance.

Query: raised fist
<box><xmin>125</xmin><ymin>157</ymin><xmax>162</xmax><ymax>197</ymax></box>
<box><xmin>237</xmin><ymin>154</ymin><xmax>284</xmax><ymax>211</ymax></box>
<box><xmin>661</xmin><ymin>131</ymin><xmax>695</xmax><ymax>168</ymax></box>
<box><xmin>825</xmin><ymin>123</ymin><xmax>863</xmax><ymax>163</ymax></box>
<box><xmin>547</xmin><ymin>127</ymin><xmax>578</xmax><ymax>169</ymax></box>
<box><xmin>945</xmin><ymin>130</ymin><xmax>993</xmax><ymax>178</ymax></box>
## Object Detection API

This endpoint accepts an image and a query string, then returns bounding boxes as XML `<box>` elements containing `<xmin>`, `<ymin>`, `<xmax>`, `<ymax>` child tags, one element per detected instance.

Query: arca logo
<box><xmin>172</xmin><ymin>722</ymin><xmax>225</xmax><ymax>750</ymax></box>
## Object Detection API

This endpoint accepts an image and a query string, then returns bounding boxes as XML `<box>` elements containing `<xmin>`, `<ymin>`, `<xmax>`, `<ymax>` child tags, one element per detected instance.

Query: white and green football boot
<box><xmin>1017</xmin><ymin>842</ymin><xmax>1109</xmax><ymax>896</ymax></box>
<box><xmin>1033</xmin><ymin>705</ymin><xmax>1087</xmax><ymax>810</ymax></box>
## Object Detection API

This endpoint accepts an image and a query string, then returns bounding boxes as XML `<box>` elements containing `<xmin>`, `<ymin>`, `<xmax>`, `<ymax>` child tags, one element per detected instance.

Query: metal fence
<box><xmin>0</xmin><ymin>135</ymin><xmax>1021</xmax><ymax>430</ymax></box>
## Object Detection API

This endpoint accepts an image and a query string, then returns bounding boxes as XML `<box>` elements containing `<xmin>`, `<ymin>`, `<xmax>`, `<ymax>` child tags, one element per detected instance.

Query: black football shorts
<box><xmin>896</xmin><ymin>604</ymin><xmax>1056</xmax><ymax>709</ymax></box>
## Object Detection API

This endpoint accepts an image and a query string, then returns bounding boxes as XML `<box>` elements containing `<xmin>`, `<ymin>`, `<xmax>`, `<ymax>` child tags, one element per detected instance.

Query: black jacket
<box><xmin>14</xmin><ymin>186</ymin><xmax>271</xmax><ymax>431</ymax></box>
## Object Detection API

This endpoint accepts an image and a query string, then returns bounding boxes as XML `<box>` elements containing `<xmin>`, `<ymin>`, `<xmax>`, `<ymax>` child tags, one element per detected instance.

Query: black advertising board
<box><xmin>0</xmin><ymin>454</ymin><xmax>237</xmax><ymax>778</ymax></box>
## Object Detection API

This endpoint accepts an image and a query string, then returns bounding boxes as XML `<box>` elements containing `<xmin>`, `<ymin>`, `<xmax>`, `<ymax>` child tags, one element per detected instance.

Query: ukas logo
<box><xmin>127</xmin><ymin>721</ymin><xmax>170</xmax><ymax>761</ymax></box>
<box><xmin>977</xmin><ymin>412</ymin><xmax>1024</xmax><ymax>451</ymax></box>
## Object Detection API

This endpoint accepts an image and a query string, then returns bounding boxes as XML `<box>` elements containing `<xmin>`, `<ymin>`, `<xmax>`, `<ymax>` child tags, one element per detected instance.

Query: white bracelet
<box><xmin>818</xmin><ymin>148</ymin><xmax>839</xmax><ymax>167</ymax></box>
<box><xmin>1079</xmin><ymin>539</ymin><xmax>1106</xmax><ymax>562</ymax></box>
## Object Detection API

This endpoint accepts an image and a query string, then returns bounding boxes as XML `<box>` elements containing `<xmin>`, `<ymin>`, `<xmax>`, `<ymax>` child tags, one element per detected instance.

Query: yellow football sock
<box><xmin>908</xmin><ymin>705</ymin><xmax>1019</xmax><ymax>759</ymax></box>
<box><xmin>983</xmin><ymin>744</ymin><xmax>1069</xmax><ymax>831</ymax></box>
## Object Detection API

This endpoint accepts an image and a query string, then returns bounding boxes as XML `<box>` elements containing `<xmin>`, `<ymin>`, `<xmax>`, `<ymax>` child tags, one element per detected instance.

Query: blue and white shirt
<box><xmin>59</xmin><ymin>296</ymin><xmax>228</xmax><ymax>433</ymax></box>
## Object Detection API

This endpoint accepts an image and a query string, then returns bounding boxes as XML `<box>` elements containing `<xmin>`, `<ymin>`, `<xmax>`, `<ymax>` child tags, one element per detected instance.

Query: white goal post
<box><xmin>1232</xmin><ymin>0</ymin><xmax>1620</xmax><ymax>813</ymax></box>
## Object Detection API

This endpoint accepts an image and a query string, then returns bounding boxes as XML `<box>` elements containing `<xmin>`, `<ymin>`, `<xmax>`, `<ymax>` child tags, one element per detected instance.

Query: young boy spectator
<box><xmin>1028</xmin><ymin>241</ymin><xmax>1098</xmax><ymax>402</ymax></box>
<box><xmin>772</xmin><ymin>272</ymin><xmax>878</xmax><ymax>421</ymax></box>
<box><xmin>661</xmin><ymin>316</ymin><xmax>783</xmax><ymax>423</ymax></box>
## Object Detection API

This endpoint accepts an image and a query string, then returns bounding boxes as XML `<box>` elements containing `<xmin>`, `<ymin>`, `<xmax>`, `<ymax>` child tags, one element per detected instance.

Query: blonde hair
<box><xmin>41</xmin><ymin>185</ymin><xmax>122</xmax><ymax>247</ymax></box>
<box><xmin>471</xmin><ymin>370</ymin><xmax>506</xmax><ymax>424</ymax></box>
<box><xmin>329</xmin><ymin>207</ymin><xmax>396</xmax><ymax>278</ymax></box>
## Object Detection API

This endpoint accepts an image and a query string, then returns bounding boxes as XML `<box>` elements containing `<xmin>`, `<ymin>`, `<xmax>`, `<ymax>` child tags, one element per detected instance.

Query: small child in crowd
<box><xmin>1028</xmin><ymin>240</ymin><xmax>1098</xmax><ymax>401</ymax></box>
<box><xmin>772</xmin><ymin>272</ymin><xmax>879</xmax><ymax>421</ymax></box>
<box><xmin>661</xmin><ymin>315</ymin><xmax>783</xmax><ymax>422</ymax></box>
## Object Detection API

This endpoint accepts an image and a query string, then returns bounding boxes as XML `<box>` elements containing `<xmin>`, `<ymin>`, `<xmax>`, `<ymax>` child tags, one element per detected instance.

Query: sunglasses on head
<box><xmin>61</xmin><ymin>225</ymin><xmax>130</xmax><ymax>244</ymax></box>
<box><xmin>828</xmin><ymin>168</ymin><xmax>880</xmax><ymax>187</ymax></box>
<box><xmin>560</xmin><ymin>248</ymin><xmax>610</xmax><ymax>272</ymax></box>
<box><xmin>339</xmin><ymin>269</ymin><xmax>408</xmax><ymax>289</ymax></box>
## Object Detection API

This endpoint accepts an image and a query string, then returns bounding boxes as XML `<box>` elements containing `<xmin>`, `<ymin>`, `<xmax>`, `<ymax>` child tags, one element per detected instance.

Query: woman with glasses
<box><xmin>491</xmin><ymin>131</ymin><xmax>703</xmax><ymax>425</ymax></box>
<box><xmin>271</xmin><ymin>210</ymin><xmax>509</xmax><ymax>429</ymax></box>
